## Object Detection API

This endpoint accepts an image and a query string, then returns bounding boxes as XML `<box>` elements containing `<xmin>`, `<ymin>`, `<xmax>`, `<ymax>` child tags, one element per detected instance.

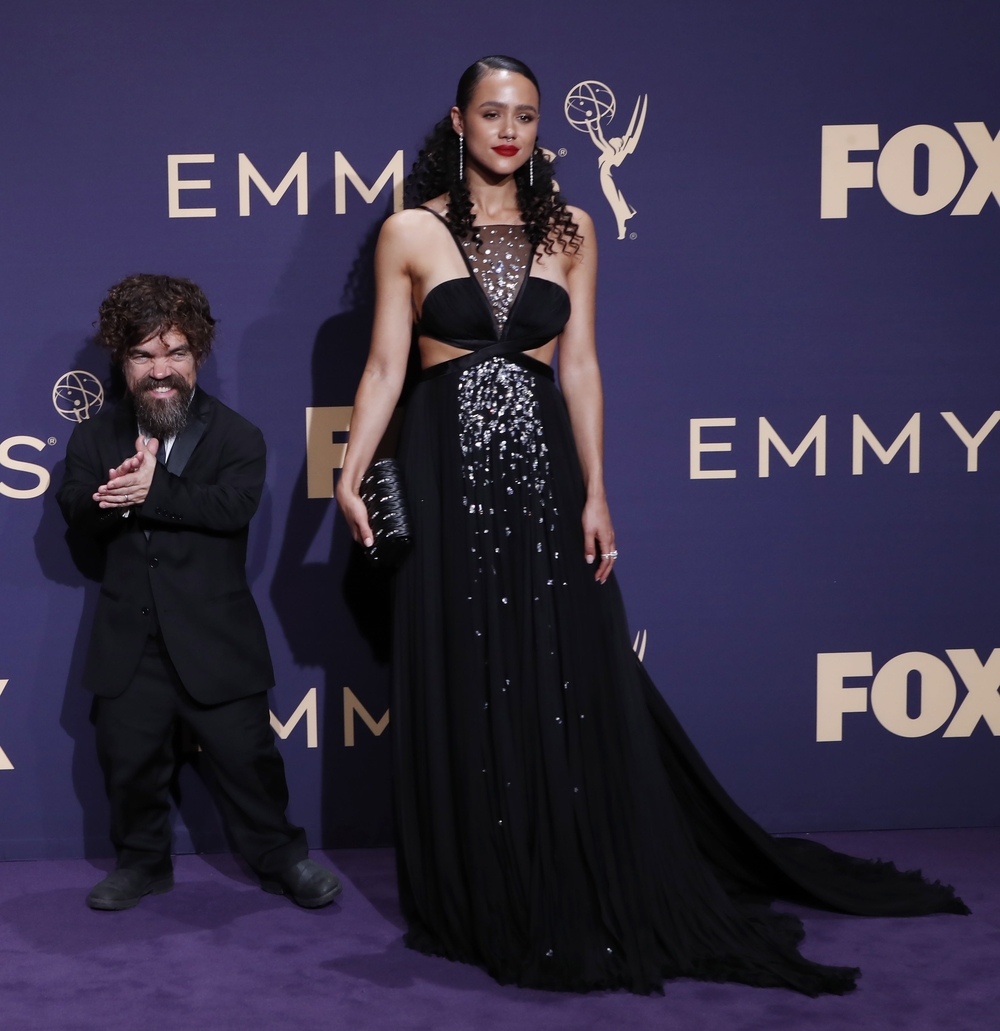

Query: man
<box><xmin>57</xmin><ymin>273</ymin><xmax>341</xmax><ymax>911</ymax></box>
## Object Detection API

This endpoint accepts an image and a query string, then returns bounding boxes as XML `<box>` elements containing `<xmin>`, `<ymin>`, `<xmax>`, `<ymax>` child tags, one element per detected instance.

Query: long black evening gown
<box><xmin>391</xmin><ymin>207</ymin><xmax>967</xmax><ymax>996</ymax></box>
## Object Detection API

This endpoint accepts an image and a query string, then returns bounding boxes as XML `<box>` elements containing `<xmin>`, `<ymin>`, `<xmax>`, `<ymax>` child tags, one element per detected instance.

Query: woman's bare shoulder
<box><xmin>382</xmin><ymin>207</ymin><xmax>435</xmax><ymax>233</ymax></box>
<box><xmin>379</xmin><ymin>206</ymin><xmax>445</xmax><ymax>252</ymax></box>
<box><xmin>386</xmin><ymin>193</ymin><xmax>449</xmax><ymax>226</ymax></box>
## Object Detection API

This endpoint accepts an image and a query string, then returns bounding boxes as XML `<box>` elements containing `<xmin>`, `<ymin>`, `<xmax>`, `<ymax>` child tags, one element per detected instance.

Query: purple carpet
<box><xmin>0</xmin><ymin>829</ymin><xmax>996</xmax><ymax>1030</ymax></box>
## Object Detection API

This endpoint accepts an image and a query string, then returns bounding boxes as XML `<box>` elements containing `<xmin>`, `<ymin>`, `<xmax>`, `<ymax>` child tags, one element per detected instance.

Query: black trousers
<box><xmin>94</xmin><ymin>633</ymin><xmax>308</xmax><ymax>877</ymax></box>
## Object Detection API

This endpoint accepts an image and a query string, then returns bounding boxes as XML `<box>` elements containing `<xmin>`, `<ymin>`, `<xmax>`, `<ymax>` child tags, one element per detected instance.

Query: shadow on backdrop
<box><xmin>249</xmin><ymin>183</ymin><xmax>412</xmax><ymax>848</ymax></box>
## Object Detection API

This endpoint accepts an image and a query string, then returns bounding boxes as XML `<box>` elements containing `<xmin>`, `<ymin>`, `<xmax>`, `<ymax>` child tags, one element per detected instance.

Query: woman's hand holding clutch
<box><xmin>335</xmin><ymin>479</ymin><xmax>374</xmax><ymax>549</ymax></box>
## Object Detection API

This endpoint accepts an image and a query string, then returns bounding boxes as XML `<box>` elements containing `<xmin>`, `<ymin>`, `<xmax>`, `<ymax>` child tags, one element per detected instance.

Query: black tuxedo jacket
<box><xmin>57</xmin><ymin>389</ymin><xmax>275</xmax><ymax>703</ymax></box>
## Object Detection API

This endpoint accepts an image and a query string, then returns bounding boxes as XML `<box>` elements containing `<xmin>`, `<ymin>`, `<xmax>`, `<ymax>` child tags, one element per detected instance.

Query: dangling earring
<box><xmin>458</xmin><ymin>134</ymin><xmax>464</xmax><ymax>180</ymax></box>
<box><xmin>529</xmin><ymin>151</ymin><xmax>534</xmax><ymax>187</ymax></box>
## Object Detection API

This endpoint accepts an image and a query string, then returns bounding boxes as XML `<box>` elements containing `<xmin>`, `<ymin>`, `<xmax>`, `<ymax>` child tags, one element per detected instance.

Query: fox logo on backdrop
<box><xmin>817</xmin><ymin>650</ymin><xmax>1000</xmax><ymax>742</ymax></box>
<box><xmin>820</xmin><ymin>122</ymin><xmax>1000</xmax><ymax>217</ymax></box>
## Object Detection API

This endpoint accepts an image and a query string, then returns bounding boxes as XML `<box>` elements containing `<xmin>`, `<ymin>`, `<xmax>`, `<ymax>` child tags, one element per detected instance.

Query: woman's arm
<box><xmin>336</xmin><ymin>213</ymin><xmax>417</xmax><ymax>546</ymax></box>
<box><xmin>557</xmin><ymin>208</ymin><xmax>616</xmax><ymax>584</ymax></box>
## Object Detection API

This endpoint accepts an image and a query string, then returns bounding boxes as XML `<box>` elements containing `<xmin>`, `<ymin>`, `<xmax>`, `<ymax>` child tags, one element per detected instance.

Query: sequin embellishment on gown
<box><xmin>460</xmin><ymin>226</ymin><xmax>533</xmax><ymax>328</ymax></box>
<box><xmin>391</xmin><ymin>213</ymin><xmax>969</xmax><ymax>998</ymax></box>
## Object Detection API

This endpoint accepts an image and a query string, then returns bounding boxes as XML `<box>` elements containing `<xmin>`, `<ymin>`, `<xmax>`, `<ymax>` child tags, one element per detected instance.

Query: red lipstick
<box><xmin>492</xmin><ymin>145</ymin><xmax>519</xmax><ymax>157</ymax></box>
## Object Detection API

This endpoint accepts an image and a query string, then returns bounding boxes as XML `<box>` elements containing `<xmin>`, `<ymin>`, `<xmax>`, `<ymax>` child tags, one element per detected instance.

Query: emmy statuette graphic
<box><xmin>565</xmin><ymin>81</ymin><xmax>648</xmax><ymax>240</ymax></box>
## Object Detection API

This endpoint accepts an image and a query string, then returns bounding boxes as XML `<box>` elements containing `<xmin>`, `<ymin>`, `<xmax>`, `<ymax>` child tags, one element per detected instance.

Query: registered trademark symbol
<box><xmin>629</xmin><ymin>232</ymin><xmax>637</xmax><ymax>240</ymax></box>
<box><xmin>557</xmin><ymin>148</ymin><xmax>568</xmax><ymax>157</ymax></box>
<box><xmin>47</xmin><ymin>437</ymin><xmax>57</xmax><ymax>446</ymax></box>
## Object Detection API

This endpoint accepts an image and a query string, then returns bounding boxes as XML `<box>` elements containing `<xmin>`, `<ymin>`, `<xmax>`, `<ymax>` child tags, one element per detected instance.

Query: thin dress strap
<box><xmin>416</xmin><ymin>207</ymin><xmax>535</xmax><ymax>333</ymax></box>
<box><xmin>417</xmin><ymin>205</ymin><xmax>479</xmax><ymax>278</ymax></box>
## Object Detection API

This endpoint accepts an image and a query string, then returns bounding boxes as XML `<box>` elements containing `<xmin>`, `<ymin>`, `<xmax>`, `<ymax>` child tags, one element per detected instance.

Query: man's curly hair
<box><xmin>97</xmin><ymin>274</ymin><xmax>216</xmax><ymax>366</ymax></box>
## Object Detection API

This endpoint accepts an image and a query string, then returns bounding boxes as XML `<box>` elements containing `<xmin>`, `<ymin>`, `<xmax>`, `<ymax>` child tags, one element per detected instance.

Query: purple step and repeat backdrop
<box><xmin>1</xmin><ymin>0</ymin><xmax>998</xmax><ymax>860</ymax></box>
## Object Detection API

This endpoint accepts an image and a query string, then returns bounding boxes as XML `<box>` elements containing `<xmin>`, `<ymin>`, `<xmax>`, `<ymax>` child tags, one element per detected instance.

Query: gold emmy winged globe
<box><xmin>52</xmin><ymin>370</ymin><xmax>104</xmax><ymax>422</ymax></box>
<box><xmin>564</xmin><ymin>81</ymin><xmax>616</xmax><ymax>133</ymax></box>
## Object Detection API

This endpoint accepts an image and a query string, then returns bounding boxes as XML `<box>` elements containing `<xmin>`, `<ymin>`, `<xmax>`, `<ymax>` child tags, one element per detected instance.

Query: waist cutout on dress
<box><xmin>420</xmin><ymin>343</ymin><xmax>556</xmax><ymax>382</ymax></box>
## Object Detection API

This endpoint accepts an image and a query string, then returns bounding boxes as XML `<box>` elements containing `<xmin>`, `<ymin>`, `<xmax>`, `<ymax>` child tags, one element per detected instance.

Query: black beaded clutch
<box><xmin>358</xmin><ymin>458</ymin><xmax>412</xmax><ymax>567</ymax></box>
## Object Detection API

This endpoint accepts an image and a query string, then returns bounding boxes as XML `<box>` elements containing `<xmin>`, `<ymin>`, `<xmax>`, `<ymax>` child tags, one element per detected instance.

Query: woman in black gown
<box><xmin>336</xmin><ymin>55</ymin><xmax>967</xmax><ymax>996</ymax></box>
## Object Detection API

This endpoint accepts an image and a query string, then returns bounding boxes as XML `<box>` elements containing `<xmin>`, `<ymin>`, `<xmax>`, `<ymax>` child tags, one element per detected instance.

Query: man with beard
<box><xmin>57</xmin><ymin>274</ymin><xmax>341</xmax><ymax>911</ymax></box>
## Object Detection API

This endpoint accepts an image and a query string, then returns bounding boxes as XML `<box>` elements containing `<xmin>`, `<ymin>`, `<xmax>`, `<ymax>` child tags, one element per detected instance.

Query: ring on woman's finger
<box><xmin>601</xmin><ymin>550</ymin><xmax>618</xmax><ymax>560</ymax></box>
<box><xmin>125</xmin><ymin>494</ymin><xmax>130</xmax><ymax>504</ymax></box>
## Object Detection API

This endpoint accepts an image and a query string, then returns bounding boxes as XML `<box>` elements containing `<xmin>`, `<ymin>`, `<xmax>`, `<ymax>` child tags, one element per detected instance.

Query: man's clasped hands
<box><xmin>93</xmin><ymin>435</ymin><xmax>160</xmax><ymax>509</ymax></box>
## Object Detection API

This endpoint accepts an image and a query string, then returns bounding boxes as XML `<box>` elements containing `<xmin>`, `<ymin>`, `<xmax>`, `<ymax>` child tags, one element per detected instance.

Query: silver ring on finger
<box><xmin>601</xmin><ymin>549</ymin><xmax>618</xmax><ymax>560</ymax></box>
<box><xmin>125</xmin><ymin>494</ymin><xmax>130</xmax><ymax>504</ymax></box>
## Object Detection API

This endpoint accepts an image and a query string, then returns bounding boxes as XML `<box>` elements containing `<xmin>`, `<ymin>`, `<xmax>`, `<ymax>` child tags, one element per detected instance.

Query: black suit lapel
<box><xmin>166</xmin><ymin>389</ymin><xmax>211</xmax><ymax>475</ymax></box>
<box><xmin>113</xmin><ymin>397</ymin><xmax>138</xmax><ymax>463</ymax></box>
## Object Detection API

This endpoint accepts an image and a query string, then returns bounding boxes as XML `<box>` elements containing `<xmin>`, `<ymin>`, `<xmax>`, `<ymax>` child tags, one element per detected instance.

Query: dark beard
<box><xmin>131</xmin><ymin>373</ymin><xmax>194</xmax><ymax>439</ymax></box>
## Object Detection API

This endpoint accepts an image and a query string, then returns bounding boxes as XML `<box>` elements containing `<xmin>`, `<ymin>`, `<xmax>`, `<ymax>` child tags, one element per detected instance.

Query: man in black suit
<box><xmin>58</xmin><ymin>273</ymin><xmax>341</xmax><ymax>911</ymax></box>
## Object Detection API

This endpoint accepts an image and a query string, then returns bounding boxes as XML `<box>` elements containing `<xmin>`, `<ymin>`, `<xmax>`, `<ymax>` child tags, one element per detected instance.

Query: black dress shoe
<box><xmin>260</xmin><ymin>858</ymin><xmax>342</xmax><ymax>909</ymax></box>
<box><xmin>87</xmin><ymin>868</ymin><xmax>174</xmax><ymax>911</ymax></box>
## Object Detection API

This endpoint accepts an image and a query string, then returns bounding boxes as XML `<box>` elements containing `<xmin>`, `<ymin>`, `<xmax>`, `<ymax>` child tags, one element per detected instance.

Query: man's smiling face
<box><xmin>124</xmin><ymin>329</ymin><xmax>198</xmax><ymax>438</ymax></box>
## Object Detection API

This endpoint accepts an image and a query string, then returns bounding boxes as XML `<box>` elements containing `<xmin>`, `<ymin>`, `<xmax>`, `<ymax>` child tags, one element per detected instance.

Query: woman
<box><xmin>336</xmin><ymin>55</ymin><xmax>967</xmax><ymax>995</ymax></box>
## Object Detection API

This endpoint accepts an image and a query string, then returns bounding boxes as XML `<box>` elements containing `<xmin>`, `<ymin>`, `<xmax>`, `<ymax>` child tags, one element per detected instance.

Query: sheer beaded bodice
<box><xmin>415</xmin><ymin>206</ymin><xmax>571</xmax><ymax>353</ymax></box>
<box><xmin>459</xmin><ymin>226</ymin><xmax>533</xmax><ymax>329</ymax></box>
